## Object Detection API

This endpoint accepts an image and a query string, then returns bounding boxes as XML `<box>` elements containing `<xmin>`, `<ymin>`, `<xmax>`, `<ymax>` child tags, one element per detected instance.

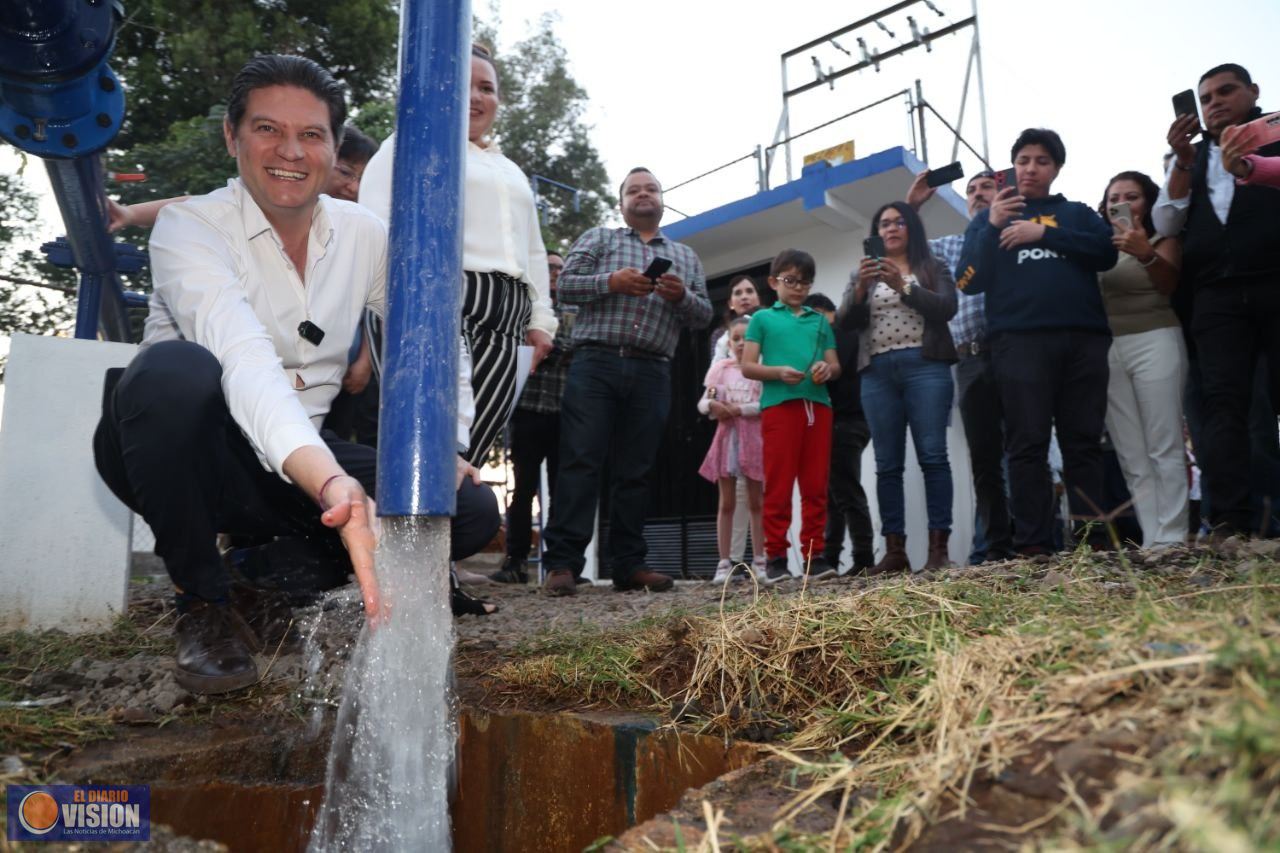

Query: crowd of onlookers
<box><xmin>667</xmin><ymin>61</ymin><xmax>1280</xmax><ymax>587</ymax></box>
<box><xmin>97</xmin><ymin>51</ymin><xmax>1280</xmax><ymax>693</ymax></box>
<box><xmin>367</xmin><ymin>59</ymin><xmax>1280</xmax><ymax>598</ymax></box>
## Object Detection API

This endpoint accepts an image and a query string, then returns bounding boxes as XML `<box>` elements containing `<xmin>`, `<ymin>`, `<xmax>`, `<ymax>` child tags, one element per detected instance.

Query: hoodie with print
<box><xmin>955</xmin><ymin>194</ymin><xmax>1117</xmax><ymax>336</ymax></box>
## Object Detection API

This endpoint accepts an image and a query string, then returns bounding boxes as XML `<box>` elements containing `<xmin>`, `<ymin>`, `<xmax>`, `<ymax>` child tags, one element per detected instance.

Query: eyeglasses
<box><xmin>879</xmin><ymin>219</ymin><xmax>907</xmax><ymax>230</ymax></box>
<box><xmin>776</xmin><ymin>275</ymin><xmax>813</xmax><ymax>290</ymax></box>
<box><xmin>334</xmin><ymin>163</ymin><xmax>363</xmax><ymax>185</ymax></box>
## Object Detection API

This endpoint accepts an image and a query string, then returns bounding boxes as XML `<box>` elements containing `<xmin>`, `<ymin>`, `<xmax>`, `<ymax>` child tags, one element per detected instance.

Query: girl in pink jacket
<box><xmin>698</xmin><ymin>316</ymin><xmax>766</xmax><ymax>582</ymax></box>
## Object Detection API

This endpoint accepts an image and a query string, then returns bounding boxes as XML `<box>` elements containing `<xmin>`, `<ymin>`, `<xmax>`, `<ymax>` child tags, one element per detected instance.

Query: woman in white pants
<box><xmin>1099</xmin><ymin>170</ymin><xmax>1188</xmax><ymax>548</ymax></box>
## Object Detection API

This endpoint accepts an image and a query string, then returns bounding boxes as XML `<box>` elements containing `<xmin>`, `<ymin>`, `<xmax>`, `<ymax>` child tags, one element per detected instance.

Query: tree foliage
<box><xmin>482</xmin><ymin>14</ymin><xmax>614</xmax><ymax>250</ymax></box>
<box><xmin>108</xmin><ymin>0</ymin><xmax>399</xmax><ymax>203</ymax></box>
<box><xmin>104</xmin><ymin>4</ymin><xmax>610</xmax><ymax>254</ymax></box>
<box><xmin>0</xmin><ymin>168</ymin><xmax>76</xmax><ymax>355</ymax></box>
<box><xmin>112</xmin><ymin>106</ymin><xmax>236</xmax><ymax>205</ymax></box>
<box><xmin>111</xmin><ymin>0</ymin><xmax>399</xmax><ymax>148</ymax></box>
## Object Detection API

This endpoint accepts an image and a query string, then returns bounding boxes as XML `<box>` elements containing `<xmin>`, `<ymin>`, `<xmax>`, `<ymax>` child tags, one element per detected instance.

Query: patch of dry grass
<box><xmin>491</xmin><ymin>546</ymin><xmax>1280</xmax><ymax>850</ymax></box>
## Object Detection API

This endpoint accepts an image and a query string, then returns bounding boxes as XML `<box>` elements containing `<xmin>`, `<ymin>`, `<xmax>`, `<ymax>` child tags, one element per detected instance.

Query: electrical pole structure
<box><xmin>765</xmin><ymin>0</ymin><xmax>989</xmax><ymax>189</ymax></box>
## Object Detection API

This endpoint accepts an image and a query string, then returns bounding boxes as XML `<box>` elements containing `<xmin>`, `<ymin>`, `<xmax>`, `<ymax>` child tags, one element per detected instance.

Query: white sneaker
<box><xmin>751</xmin><ymin>557</ymin><xmax>768</xmax><ymax>582</ymax></box>
<box><xmin>712</xmin><ymin>559</ymin><xmax>733</xmax><ymax>584</ymax></box>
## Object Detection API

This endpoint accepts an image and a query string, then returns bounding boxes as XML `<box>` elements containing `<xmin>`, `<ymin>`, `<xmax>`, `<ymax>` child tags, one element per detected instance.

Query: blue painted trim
<box><xmin>664</xmin><ymin>146</ymin><xmax>967</xmax><ymax>241</ymax></box>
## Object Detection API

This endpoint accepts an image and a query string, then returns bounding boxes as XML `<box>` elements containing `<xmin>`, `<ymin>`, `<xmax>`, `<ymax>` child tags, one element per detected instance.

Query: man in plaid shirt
<box><xmin>541</xmin><ymin>167</ymin><xmax>713</xmax><ymax>596</ymax></box>
<box><xmin>909</xmin><ymin>167</ymin><xmax>1016</xmax><ymax>563</ymax></box>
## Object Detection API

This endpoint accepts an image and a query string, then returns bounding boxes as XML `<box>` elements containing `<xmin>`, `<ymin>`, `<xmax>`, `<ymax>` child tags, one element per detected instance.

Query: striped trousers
<box><xmin>462</xmin><ymin>270</ymin><xmax>532</xmax><ymax>466</ymax></box>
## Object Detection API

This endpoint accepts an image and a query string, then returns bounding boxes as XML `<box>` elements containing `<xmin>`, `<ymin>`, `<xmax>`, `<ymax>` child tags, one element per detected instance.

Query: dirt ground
<box><xmin>3</xmin><ymin>543</ymin><xmax>1278</xmax><ymax>851</ymax></box>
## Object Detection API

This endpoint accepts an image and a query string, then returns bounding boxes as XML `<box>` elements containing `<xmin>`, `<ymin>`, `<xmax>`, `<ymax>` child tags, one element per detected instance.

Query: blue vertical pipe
<box><xmin>376</xmin><ymin>0</ymin><xmax>471</xmax><ymax>517</ymax></box>
<box><xmin>1</xmin><ymin>0</ymin><xmax>129</xmax><ymax>341</ymax></box>
<box><xmin>44</xmin><ymin>156</ymin><xmax>130</xmax><ymax>342</ymax></box>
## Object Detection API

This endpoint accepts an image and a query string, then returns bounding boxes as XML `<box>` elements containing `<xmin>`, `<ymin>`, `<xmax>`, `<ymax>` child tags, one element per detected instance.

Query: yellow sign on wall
<box><xmin>803</xmin><ymin>140</ymin><xmax>855</xmax><ymax>168</ymax></box>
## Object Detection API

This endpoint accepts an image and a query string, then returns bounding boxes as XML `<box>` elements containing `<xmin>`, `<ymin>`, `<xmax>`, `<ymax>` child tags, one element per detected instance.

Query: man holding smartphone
<box><xmin>1154</xmin><ymin>63</ymin><xmax>1280</xmax><ymax>540</ymax></box>
<box><xmin>539</xmin><ymin>167</ymin><xmax>713</xmax><ymax>596</ymax></box>
<box><xmin>908</xmin><ymin>168</ymin><xmax>1015</xmax><ymax>563</ymax></box>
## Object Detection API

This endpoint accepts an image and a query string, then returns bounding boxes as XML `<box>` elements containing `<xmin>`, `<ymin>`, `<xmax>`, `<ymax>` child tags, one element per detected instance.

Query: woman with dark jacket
<box><xmin>839</xmin><ymin>201</ymin><xmax>958</xmax><ymax>575</ymax></box>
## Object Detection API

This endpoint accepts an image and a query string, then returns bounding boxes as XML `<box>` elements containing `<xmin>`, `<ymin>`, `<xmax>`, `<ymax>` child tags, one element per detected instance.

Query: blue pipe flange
<box><xmin>39</xmin><ymin>237</ymin><xmax>147</xmax><ymax>276</ymax></box>
<box><xmin>0</xmin><ymin>0</ymin><xmax>125</xmax><ymax>158</ymax></box>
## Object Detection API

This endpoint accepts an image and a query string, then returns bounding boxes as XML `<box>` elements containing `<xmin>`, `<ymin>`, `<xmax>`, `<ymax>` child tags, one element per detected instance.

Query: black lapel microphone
<box><xmin>298</xmin><ymin>320</ymin><xmax>325</xmax><ymax>346</ymax></box>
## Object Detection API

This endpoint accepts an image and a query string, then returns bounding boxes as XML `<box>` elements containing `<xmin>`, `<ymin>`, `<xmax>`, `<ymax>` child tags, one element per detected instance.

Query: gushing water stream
<box><xmin>309</xmin><ymin>516</ymin><xmax>455</xmax><ymax>851</ymax></box>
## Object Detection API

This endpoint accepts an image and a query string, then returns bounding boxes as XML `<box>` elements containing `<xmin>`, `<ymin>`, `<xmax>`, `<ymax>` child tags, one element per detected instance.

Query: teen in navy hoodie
<box><xmin>955</xmin><ymin>128</ymin><xmax>1118</xmax><ymax>554</ymax></box>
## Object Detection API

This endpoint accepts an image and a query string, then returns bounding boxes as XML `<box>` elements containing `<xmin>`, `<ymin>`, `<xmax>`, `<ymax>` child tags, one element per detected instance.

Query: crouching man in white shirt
<box><xmin>92</xmin><ymin>55</ymin><xmax>497</xmax><ymax>695</ymax></box>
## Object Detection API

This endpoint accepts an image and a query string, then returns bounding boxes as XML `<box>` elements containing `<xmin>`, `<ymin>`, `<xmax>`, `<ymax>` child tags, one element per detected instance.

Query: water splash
<box><xmin>309</xmin><ymin>516</ymin><xmax>455</xmax><ymax>851</ymax></box>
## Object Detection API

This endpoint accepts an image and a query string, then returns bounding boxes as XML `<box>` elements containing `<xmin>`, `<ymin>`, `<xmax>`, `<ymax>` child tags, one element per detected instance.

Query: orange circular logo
<box><xmin>19</xmin><ymin>791</ymin><xmax>59</xmax><ymax>834</ymax></box>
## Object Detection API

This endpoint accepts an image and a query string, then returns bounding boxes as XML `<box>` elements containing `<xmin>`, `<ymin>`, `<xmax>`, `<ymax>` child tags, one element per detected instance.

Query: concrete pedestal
<box><xmin>0</xmin><ymin>334</ymin><xmax>138</xmax><ymax>632</ymax></box>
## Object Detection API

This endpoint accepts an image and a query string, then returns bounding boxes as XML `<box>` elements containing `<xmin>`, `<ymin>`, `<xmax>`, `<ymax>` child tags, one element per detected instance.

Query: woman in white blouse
<box><xmin>361</xmin><ymin>44</ymin><xmax>558</xmax><ymax>468</ymax></box>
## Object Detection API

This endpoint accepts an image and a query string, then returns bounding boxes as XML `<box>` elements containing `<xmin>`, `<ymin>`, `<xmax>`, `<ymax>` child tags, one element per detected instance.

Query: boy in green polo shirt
<box><xmin>741</xmin><ymin>249</ymin><xmax>841</xmax><ymax>583</ymax></box>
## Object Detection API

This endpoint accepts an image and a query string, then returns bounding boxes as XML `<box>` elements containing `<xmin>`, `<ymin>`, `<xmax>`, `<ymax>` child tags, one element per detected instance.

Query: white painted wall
<box><xmin>0</xmin><ymin>334</ymin><xmax>138</xmax><ymax>631</ymax></box>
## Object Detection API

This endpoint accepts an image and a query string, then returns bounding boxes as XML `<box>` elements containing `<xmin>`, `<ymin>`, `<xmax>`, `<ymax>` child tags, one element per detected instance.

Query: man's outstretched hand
<box><xmin>320</xmin><ymin>474</ymin><xmax>384</xmax><ymax>625</ymax></box>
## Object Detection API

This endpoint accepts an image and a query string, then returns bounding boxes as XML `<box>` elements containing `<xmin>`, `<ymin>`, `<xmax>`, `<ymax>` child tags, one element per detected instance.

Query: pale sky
<box><xmin>3</xmin><ymin>0</ymin><xmax>1280</xmax><ymax>342</ymax></box>
<box><xmin>485</xmin><ymin>0</ymin><xmax>1280</xmax><ymax>220</ymax></box>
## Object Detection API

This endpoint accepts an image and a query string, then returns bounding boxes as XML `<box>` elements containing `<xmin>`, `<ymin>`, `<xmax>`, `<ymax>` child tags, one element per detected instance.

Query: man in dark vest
<box><xmin>1156</xmin><ymin>62</ymin><xmax>1280</xmax><ymax>538</ymax></box>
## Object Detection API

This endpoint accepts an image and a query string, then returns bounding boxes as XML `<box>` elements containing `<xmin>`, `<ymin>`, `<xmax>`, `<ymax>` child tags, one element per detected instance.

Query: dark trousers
<box><xmin>823</xmin><ymin>414</ymin><xmax>874</xmax><ymax>569</ymax></box>
<box><xmin>323</xmin><ymin>373</ymin><xmax>381</xmax><ymax>448</ymax></box>
<box><xmin>541</xmin><ymin>349</ymin><xmax>671</xmax><ymax>582</ymax></box>
<box><xmin>92</xmin><ymin>340</ymin><xmax>499</xmax><ymax>605</ymax></box>
<box><xmin>505</xmin><ymin>408</ymin><xmax>561</xmax><ymax>561</ymax></box>
<box><xmin>991</xmin><ymin>330</ymin><xmax>1110</xmax><ymax>551</ymax></box>
<box><xmin>1192</xmin><ymin>280</ymin><xmax>1280</xmax><ymax>534</ymax></box>
<box><xmin>955</xmin><ymin>351</ymin><xmax>1015</xmax><ymax>560</ymax></box>
<box><xmin>1184</xmin><ymin>353</ymin><xmax>1280</xmax><ymax>534</ymax></box>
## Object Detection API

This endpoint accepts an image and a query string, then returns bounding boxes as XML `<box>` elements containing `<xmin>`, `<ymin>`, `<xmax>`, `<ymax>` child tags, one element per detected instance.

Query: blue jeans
<box><xmin>859</xmin><ymin>347</ymin><xmax>954</xmax><ymax>536</ymax></box>
<box><xmin>541</xmin><ymin>348</ymin><xmax>672</xmax><ymax>582</ymax></box>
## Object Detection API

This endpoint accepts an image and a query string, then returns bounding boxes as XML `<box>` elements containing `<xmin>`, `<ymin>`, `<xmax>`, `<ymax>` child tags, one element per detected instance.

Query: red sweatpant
<box><xmin>761</xmin><ymin>399</ymin><xmax>832</xmax><ymax>560</ymax></box>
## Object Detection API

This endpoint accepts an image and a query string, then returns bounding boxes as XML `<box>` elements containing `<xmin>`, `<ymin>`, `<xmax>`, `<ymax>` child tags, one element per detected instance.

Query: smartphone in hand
<box><xmin>642</xmin><ymin>256</ymin><xmax>672</xmax><ymax>282</ymax></box>
<box><xmin>863</xmin><ymin>235</ymin><xmax>886</xmax><ymax>259</ymax></box>
<box><xmin>1108</xmin><ymin>201</ymin><xmax>1134</xmax><ymax>233</ymax></box>
<box><xmin>1237</xmin><ymin>111</ymin><xmax>1280</xmax><ymax>151</ymax></box>
<box><xmin>925</xmin><ymin>161</ymin><xmax>965</xmax><ymax>188</ymax></box>
<box><xmin>1172</xmin><ymin>89</ymin><xmax>1199</xmax><ymax>121</ymax></box>
<box><xmin>997</xmin><ymin>167</ymin><xmax>1018</xmax><ymax>194</ymax></box>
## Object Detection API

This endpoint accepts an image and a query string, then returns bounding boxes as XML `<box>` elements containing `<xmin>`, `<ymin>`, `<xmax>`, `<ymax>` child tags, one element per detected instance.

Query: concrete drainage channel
<box><xmin>59</xmin><ymin>708</ymin><xmax>757</xmax><ymax>852</ymax></box>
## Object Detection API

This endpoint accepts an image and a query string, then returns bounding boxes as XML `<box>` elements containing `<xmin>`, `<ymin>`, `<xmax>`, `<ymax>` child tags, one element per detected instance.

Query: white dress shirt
<box><xmin>145</xmin><ymin>178</ymin><xmax>472</xmax><ymax>478</ymax></box>
<box><xmin>360</xmin><ymin>133</ymin><xmax>558</xmax><ymax>337</ymax></box>
<box><xmin>1153</xmin><ymin>141</ymin><xmax>1235</xmax><ymax>237</ymax></box>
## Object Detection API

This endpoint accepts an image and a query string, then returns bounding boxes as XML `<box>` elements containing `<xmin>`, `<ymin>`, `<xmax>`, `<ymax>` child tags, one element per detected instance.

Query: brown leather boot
<box><xmin>867</xmin><ymin>534</ymin><xmax>909</xmax><ymax>576</ymax></box>
<box><xmin>924</xmin><ymin>529</ymin><xmax>952</xmax><ymax>571</ymax></box>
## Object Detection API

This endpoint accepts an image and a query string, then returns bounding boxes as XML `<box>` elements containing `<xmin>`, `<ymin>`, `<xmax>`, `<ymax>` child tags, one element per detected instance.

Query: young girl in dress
<box><xmin>698</xmin><ymin>316</ymin><xmax>766</xmax><ymax>583</ymax></box>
